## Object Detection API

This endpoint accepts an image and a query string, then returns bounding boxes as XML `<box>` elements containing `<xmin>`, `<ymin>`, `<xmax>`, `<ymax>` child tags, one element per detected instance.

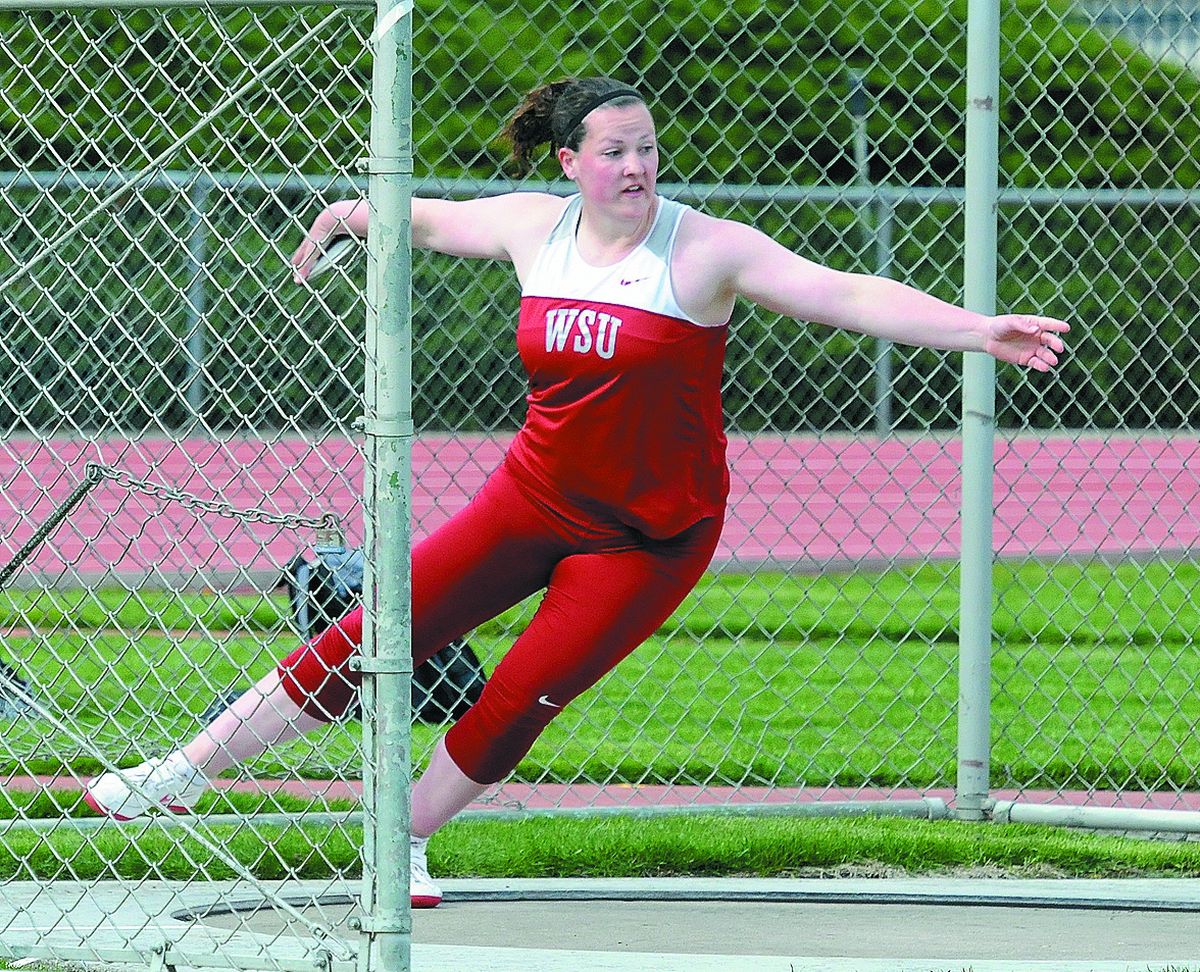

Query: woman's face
<box><xmin>559</xmin><ymin>103</ymin><xmax>659</xmax><ymax>220</ymax></box>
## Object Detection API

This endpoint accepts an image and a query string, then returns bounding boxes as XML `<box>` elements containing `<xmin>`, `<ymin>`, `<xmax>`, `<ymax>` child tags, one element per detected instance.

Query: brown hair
<box><xmin>500</xmin><ymin>76</ymin><xmax>645</xmax><ymax>176</ymax></box>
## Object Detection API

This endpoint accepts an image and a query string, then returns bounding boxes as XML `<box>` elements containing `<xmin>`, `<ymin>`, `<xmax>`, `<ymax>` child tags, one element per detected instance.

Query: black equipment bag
<box><xmin>0</xmin><ymin>660</ymin><xmax>32</xmax><ymax>719</ymax></box>
<box><xmin>283</xmin><ymin>545</ymin><xmax>487</xmax><ymax>724</ymax></box>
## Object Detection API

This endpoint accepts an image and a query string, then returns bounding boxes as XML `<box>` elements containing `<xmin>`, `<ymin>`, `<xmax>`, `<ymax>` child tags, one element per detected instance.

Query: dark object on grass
<box><xmin>207</xmin><ymin>547</ymin><xmax>487</xmax><ymax>727</ymax></box>
<box><xmin>0</xmin><ymin>659</ymin><xmax>33</xmax><ymax>719</ymax></box>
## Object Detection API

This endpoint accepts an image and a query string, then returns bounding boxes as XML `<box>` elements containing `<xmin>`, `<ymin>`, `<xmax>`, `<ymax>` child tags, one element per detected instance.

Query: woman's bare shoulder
<box><xmin>675</xmin><ymin>205</ymin><xmax>758</xmax><ymax>252</ymax></box>
<box><xmin>499</xmin><ymin>190</ymin><xmax>570</xmax><ymax>233</ymax></box>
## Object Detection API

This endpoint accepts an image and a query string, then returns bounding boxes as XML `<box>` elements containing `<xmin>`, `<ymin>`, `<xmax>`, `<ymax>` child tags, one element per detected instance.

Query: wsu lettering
<box><xmin>544</xmin><ymin>307</ymin><xmax>623</xmax><ymax>360</ymax></box>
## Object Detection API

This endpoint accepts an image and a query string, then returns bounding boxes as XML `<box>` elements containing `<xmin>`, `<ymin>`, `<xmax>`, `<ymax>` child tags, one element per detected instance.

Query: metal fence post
<box><xmin>957</xmin><ymin>0</ymin><xmax>1000</xmax><ymax>821</ymax></box>
<box><xmin>184</xmin><ymin>177</ymin><xmax>210</xmax><ymax>421</ymax></box>
<box><xmin>360</xmin><ymin>0</ymin><xmax>414</xmax><ymax>970</ymax></box>
<box><xmin>848</xmin><ymin>70</ymin><xmax>895</xmax><ymax>437</ymax></box>
<box><xmin>872</xmin><ymin>195</ymin><xmax>895</xmax><ymax>435</ymax></box>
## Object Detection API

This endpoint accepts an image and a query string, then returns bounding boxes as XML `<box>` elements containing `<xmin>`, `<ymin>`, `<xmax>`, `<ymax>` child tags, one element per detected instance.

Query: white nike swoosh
<box><xmin>537</xmin><ymin>694</ymin><xmax>561</xmax><ymax>708</ymax></box>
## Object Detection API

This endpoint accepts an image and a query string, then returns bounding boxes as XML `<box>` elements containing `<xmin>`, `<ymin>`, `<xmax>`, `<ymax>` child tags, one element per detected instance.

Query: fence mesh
<box><xmin>2</xmin><ymin>4</ymin><xmax>373</xmax><ymax>968</ymax></box>
<box><xmin>2</xmin><ymin>0</ymin><xmax>1199</xmax><ymax>968</ymax></box>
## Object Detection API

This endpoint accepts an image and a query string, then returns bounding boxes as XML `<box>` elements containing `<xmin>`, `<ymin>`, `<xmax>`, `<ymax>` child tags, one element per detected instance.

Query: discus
<box><xmin>309</xmin><ymin>235</ymin><xmax>356</xmax><ymax>280</ymax></box>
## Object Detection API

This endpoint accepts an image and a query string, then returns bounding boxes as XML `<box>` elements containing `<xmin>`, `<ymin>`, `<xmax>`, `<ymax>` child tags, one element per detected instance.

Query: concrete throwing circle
<box><xmin>178</xmin><ymin>881</ymin><xmax>1200</xmax><ymax>962</ymax></box>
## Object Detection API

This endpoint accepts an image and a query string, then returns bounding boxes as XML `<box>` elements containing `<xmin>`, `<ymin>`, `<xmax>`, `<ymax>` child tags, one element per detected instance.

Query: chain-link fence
<box><xmin>3</xmin><ymin>0</ymin><xmax>1200</xmax><ymax>969</ymax></box>
<box><xmin>1</xmin><ymin>2</ymin><xmax>377</xmax><ymax>968</ymax></box>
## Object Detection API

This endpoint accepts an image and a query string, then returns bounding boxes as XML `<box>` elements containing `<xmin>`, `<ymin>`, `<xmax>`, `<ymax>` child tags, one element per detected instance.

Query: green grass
<box><xmin>3</xmin><ymin>559</ymin><xmax>1199</xmax><ymax>789</ymax></box>
<box><xmin>4</xmin><ymin>808</ymin><xmax>1200</xmax><ymax>883</ymax></box>
<box><xmin>1</xmin><ymin>587</ymin><xmax>283</xmax><ymax>634</ymax></box>
<box><xmin>5</xmin><ymin>785</ymin><xmax>1200</xmax><ymax>884</ymax></box>
<box><xmin>434</xmin><ymin>813</ymin><xmax>1200</xmax><ymax>881</ymax></box>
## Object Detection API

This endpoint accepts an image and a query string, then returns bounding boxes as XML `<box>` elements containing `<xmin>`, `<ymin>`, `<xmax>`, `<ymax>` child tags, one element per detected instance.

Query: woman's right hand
<box><xmin>291</xmin><ymin>200</ymin><xmax>368</xmax><ymax>284</ymax></box>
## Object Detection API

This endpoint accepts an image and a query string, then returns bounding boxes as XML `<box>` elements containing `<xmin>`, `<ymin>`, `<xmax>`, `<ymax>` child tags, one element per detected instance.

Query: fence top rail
<box><xmin>2</xmin><ymin>170</ymin><xmax>1199</xmax><ymax>209</ymax></box>
<box><xmin>0</xmin><ymin>0</ymin><xmax>370</xmax><ymax>7</ymax></box>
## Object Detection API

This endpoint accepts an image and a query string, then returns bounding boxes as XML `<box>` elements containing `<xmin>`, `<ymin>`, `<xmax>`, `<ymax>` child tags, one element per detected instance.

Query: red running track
<box><xmin>8</xmin><ymin>772</ymin><xmax>1200</xmax><ymax>814</ymax></box>
<box><xmin>2</xmin><ymin>433</ymin><xmax>1197</xmax><ymax>581</ymax></box>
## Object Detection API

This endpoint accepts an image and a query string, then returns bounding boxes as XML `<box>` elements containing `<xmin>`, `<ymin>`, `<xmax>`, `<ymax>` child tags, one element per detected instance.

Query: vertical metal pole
<box><xmin>359</xmin><ymin>1</ymin><xmax>414</xmax><ymax>970</ymax></box>
<box><xmin>957</xmin><ymin>0</ymin><xmax>1000</xmax><ymax>821</ymax></box>
<box><xmin>872</xmin><ymin>196</ymin><xmax>895</xmax><ymax>435</ymax></box>
<box><xmin>849</xmin><ymin>71</ymin><xmax>893</xmax><ymax>437</ymax></box>
<box><xmin>849</xmin><ymin>70</ymin><xmax>870</xmax><ymax>199</ymax></box>
<box><xmin>184</xmin><ymin>179</ymin><xmax>209</xmax><ymax>421</ymax></box>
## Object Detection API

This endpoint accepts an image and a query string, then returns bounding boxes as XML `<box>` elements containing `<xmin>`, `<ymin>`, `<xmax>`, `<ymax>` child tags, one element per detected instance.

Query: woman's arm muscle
<box><xmin>412</xmin><ymin>192</ymin><xmax>566</xmax><ymax>263</ymax></box>
<box><xmin>292</xmin><ymin>192</ymin><xmax>567</xmax><ymax>283</ymax></box>
<box><xmin>707</xmin><ymin>218</ymin><xmax>989</xmax><ymax>352</ymax></box>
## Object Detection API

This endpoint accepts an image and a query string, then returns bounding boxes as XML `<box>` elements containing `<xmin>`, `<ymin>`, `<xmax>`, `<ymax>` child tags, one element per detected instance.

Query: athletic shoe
<box><xmin>410</xmin><ymin>836</ymin><xmax>442</xmax><ymax>908</ymax></box>
<box><xmin>84</xmin><ymin>752</ymin><xmax>210</xmax><ymax>821</ymax></box>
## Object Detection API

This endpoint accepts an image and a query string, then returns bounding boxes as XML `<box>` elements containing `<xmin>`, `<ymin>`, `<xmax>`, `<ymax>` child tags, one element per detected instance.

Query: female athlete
<box><xmin>86</xmin><ymin>76</ymin><xmax>1068</xmax><ymax>908</ymax></box>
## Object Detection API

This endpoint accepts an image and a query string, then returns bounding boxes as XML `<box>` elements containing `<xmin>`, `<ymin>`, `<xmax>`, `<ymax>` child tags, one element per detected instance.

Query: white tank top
<box><xmin>521</xmin><ymin>194</ymin><xmax>712</xmax><ymax>327</ymax></box>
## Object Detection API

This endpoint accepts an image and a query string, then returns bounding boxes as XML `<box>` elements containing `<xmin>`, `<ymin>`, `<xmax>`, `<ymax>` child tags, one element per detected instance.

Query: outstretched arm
<box><xmin>712</xmin><ymin>219</ymin><xmax>1068</xmax><ymax>372</ymax></box>
<box><xmin>291</xmin><ymin>192</ymin><xmax>566</xmax><ymax>283</ymax></box>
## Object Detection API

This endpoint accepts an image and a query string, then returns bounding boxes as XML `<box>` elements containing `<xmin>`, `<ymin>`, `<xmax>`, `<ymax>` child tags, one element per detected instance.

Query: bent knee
<box><xmin>443</xmin><ymin>678</ymin><xmax>571</xmax><ymax>784</ymax></box>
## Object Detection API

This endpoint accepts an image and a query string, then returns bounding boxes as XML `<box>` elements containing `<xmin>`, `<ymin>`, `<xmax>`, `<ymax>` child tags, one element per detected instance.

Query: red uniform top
<box><xmin>504</xmin><ymin>194</ymin><xmax>730</xmax><ymax>539</ymax></box>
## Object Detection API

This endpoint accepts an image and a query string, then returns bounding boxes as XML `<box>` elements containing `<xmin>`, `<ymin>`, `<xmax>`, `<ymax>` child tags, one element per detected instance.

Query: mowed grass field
<box><xmin>2</xmin><ymin>558</ymin><xmax>1198</xmax><ymax>788</ymax></box>
<box><xmin>7</xmin><ymin>787</ymin><xmax>1200</xmax><ymax>882</ymax></box>
<box><xmin>2</xmin><ymin>557</ymin><xmax>1200</xmax><ymax>882</ymax></box>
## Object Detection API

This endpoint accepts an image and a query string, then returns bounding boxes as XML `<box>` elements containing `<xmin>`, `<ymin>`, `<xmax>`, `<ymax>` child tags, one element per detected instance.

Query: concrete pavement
<box><xmin>3</xmin><ymin>877</ymin><xmax>1199</xmax><ymax>972</ymax></box>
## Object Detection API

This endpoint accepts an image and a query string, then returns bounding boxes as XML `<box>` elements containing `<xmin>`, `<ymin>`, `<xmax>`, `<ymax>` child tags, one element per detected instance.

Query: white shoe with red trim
<box><xmin>410</xmin><ymin>836</ymin><xmax>442</xmax><ymax>908</ymax></box>
<box><xmin>84</xmin><ymin>752</ymin><xmax>209</xmax><ymax>821</ymax></box>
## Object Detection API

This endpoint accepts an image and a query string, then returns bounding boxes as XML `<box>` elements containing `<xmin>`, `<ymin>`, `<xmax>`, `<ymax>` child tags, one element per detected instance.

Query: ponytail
<box><xmin>500</xmin><ymin>79</ymin><xmax>574</xmax><ymax>177</ymax></box>
<box><xmin>500</xmin><ymin>76</ymin><xmax>644</xmax><ymax>177</ymax></box>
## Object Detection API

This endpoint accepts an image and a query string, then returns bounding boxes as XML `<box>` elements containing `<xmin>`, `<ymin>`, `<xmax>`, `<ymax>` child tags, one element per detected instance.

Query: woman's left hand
<box><xmin>984</xmin><ymin>314</ymin><xmax>1070</xmax><ymax>372</ymax></box>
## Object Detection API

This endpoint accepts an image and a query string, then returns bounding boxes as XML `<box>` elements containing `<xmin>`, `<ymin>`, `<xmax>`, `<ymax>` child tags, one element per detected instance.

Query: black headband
<box><xmin>554</xmin><ymin>87</ymin><xmax>644</xmax><ymax>148</ymax></box>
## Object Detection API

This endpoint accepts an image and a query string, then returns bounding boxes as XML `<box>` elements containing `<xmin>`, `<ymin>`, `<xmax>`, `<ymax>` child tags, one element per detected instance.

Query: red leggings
<box><xmin>278</xmin><ymin>464</ymin><xmax>722</xmax><ymax>784</ymax></box>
